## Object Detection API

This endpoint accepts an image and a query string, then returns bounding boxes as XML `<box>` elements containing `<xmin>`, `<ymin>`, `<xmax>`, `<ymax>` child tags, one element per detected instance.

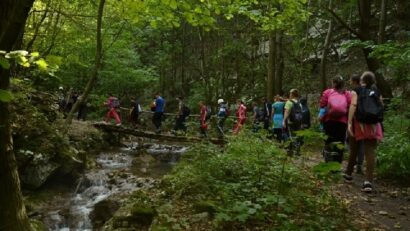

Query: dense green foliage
<box><xmin>377</xmin><ymin>98</ymin><xmax>410</xmax><ymax>181</ymax></box>
<box><xmin>138</xmin><ymin>134</ymin><xmax>353</xmax><ymax>230</ymax></box>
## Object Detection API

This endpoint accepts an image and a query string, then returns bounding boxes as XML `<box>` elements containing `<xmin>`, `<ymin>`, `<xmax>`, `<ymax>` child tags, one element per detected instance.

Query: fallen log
<box><xmin>93</xmin><ymin>122</ymin><xmax>225</xmax><ymax>145</ymax></box>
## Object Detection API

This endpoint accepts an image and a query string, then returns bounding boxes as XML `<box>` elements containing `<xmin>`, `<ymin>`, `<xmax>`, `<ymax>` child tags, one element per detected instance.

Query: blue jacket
<box><xmin>155</xmin><ymin>96</ymin><xmax>165</xmax><ymax>113</ymax></box>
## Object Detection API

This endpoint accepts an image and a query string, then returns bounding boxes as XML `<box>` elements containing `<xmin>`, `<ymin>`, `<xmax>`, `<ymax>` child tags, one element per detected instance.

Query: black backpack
<box><xmin>356</xmin><ymin>87</ymin><xmax>383</xmax><ymax>124</ymax></box>
<box><xmin>205</xmin><ymin>106</ymin><xmax>212</xmax><ymax>120</ymax></box>
<box><xmin>289</xmin><ymin>100</ymin><xmax>303</xmax><ymax>127</ymax></box>
<box><xmin>182</xmin><ymin>105</ymin><xmax>191</xmax><ymax>117</ymax></box>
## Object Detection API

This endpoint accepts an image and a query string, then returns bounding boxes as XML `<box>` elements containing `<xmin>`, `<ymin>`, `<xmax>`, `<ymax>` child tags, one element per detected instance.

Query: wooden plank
<box><xmin>93</xmin><ymin>122</ymin><xmax>225</xmax><ymax>145</ymax></box>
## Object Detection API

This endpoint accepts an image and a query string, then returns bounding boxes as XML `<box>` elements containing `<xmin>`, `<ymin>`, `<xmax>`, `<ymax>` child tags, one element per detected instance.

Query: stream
<box><xmin>36</xmin><ymin>142</ymin><xmax>188</xmax><ymax>231</ymax></box>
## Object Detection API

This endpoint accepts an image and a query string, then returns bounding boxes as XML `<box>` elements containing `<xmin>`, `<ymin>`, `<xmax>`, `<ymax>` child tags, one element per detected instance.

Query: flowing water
<box><xmin>37</xmin><ymin>142</ymin><xmax>187</xmax><ymax>231</ymax></box>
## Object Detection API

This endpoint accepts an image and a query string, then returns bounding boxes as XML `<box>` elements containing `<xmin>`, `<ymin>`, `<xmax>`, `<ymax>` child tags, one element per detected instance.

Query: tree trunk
<box><xmin>320</xmin><ymin>0</ymin><xmax>333</xmax><ymax>91</ymax></box>
<box><xmin>26</xmin><ymin>0</ymin><xmax>50</xmax><ymax>51</ymax></box>
<box><xmin>395</xmin><ymin>0</ymin><xmax>410</xmax><ymax>31</ymax></box>
<box><xmin>378</xmin><ymin>0</ymin><xmax>387</xmax><ymax>44</ymax></box>
<box><xmin>358</xmin><ymin>0</ymin><xmax>393</xmax><ymax>98</ymax></box>
<box><xmin>267</xmin><ymin>31</ymin><xmax>276</xmax><ymax>101</ymax></box>
<box><xmin>66</xmin><ymin>0</ymin><xmax>105</xmax><ymax>124</ymax></box>
<box><xmin>0</xmin><ymin>1</ymin><xmax>35</xmax><ymax>230</ymax></box>
<box><xmin>275</xmin><ymin>31</ymin><xmax>284</xmax><ymax>96</ymax></box>
<box><xmin>198</xmin><ymin>29</ymin><xmax>211</xmax><ymax>102</ymax></box>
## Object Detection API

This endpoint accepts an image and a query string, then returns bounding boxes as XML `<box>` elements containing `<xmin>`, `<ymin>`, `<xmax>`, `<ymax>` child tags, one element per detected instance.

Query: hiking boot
<box><xmin>343</xmin><ymin>174</ymin><xmax>353</xmax><ymax>183</ymax></box>
<box><xmin>361</xmin><ymin>181</ymin><xmax>373</xmax><ymax>193</ymax></box>
<box><xmin>356</xmin><ymin>165</ymin><xmax>364</xmax><ymax>175</ymax></box>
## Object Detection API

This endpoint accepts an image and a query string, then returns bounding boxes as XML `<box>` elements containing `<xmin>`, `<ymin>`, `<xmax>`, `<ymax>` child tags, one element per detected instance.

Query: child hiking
<box><xmin>104</xmin><ymin>93</ymin><xmax>121</xmax><ymax>126</ymax></box>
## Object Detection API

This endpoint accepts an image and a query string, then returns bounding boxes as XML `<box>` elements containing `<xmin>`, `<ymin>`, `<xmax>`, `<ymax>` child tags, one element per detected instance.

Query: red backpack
<box><xmin>327</xmin><ymin>90</ymin><xmax>348</xmax><ymax>119</ymax></box>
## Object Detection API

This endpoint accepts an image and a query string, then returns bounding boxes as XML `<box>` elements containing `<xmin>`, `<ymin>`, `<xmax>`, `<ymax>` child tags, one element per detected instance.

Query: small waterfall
<box><xmin>41</xmin><ymin>143</ymin><xmax>188</xmax><ymax>230</ymax></box>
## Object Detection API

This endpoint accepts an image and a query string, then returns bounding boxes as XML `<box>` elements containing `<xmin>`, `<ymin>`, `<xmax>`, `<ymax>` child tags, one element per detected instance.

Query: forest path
<box><xmin>306</xmin><ymin>153</ymin><xmax>410</xmax><ymax>230</ymax></box>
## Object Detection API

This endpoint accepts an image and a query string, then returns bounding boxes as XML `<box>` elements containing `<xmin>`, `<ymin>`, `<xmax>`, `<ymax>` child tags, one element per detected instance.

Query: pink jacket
<box><xmin>320</xmin><ymin>88</ymin><xmax>351</xmax><ymax>123</ymax></box>
<box><xmin>236</xmin><ymin>104</ymin><xmax>247</xmax><ymax>122</ymax></box>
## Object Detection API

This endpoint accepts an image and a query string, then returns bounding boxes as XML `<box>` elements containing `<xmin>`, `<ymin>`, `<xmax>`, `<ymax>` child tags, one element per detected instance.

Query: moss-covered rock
<box><xmin>90</xmin><ymin>199</ymin><xmax>120</xmax><ymax>229</ymax></box>
<box><xmin>129</xmin><ymin>204</ymin><xmax>157</xmax><ymax>225</ymax></box>
<box><xmin>30</xmin><ymin>219</ymin><xmax>47</xmax><ymax>231</ymax></box>
<box><xmin>193</xmin><ymin>200</ymin><xmax>217</xmax><ymax>215</ymax></box>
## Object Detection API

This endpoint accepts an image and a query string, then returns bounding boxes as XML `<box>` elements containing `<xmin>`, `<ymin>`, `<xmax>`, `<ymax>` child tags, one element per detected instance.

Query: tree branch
<box><xmin>326</xmin><ymin>8</ymin><xmax>363</xmax><ymax>40</ymax></box>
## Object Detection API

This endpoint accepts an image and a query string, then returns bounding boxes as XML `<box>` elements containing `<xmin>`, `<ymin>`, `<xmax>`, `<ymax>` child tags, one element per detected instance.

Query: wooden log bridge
<box><xmin>93</xmin><ymin>122</ymin><xmax>225</xmax><ymax>145</ymax></box>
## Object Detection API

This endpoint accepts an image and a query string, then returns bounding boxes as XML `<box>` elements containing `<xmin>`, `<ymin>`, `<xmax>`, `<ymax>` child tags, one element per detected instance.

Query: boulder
<box><xmin>21</xmin><ymin>160</ymin><xmax>59</xmax><ymax>189</ymax></box>
<box><xmin>90</xmin><ymin>199</ymin><xmax>120</xmax><ymax>229</ymax></box>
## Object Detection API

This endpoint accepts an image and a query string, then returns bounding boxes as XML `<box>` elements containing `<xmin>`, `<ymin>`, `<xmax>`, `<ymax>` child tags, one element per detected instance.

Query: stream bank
<box><xmin>26</xmin><ymin>140</ymin><xmax>188</xmax><ymax>231</ymax></box>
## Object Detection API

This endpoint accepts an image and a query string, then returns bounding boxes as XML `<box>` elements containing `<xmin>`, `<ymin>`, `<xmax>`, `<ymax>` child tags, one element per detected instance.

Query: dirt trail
<box><xmin>305</xmin><ymin>154</ymin><xmax>410</xmax><ymax>230</ymax></box>
<box><xmin>333</xmin><ymin>173</ymin><xmax>410</xmax><ymax>230</ymax></box>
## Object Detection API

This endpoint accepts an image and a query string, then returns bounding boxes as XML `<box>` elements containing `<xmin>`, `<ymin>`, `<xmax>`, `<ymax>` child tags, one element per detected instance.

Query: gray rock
<box><xmin>90</xmin><ymin>199</ymin><xmax>120</xmax><ymax>229</ymax></box>
<box><xmin>21</xmin><ymin>161</ymin><xmax>60</xmax><ymax>189</ymax></box>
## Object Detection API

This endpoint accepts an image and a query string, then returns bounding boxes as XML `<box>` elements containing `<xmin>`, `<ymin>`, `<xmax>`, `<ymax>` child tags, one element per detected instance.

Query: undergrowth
<box><xmin>149</xmin><ymin>133</ymin><xmax>354</xmax><ymax>230</ymax></box>
<box><xmin>377</xmin><ymin>97</ymin><xmax>410</xmax><ymax>182</ymax></box>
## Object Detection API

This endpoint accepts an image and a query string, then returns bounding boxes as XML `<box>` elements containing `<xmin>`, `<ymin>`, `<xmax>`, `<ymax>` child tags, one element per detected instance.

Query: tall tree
<box><xmin>328</xmin><ymin>0</ymin><xmax>393</xmax><ymax>97</ymax></box>
<box><xmin>267</xmin><ymin>31</ymin><xmax>276</xmax><ymax>100</ymax></box>
<box><xmin>66</xmin><ymin>0</ymin><xmax>106</xmax><ymax>123</ymax></box>
<box><xmin>320</xmin><ymin>0</ymin><xmax>333</xmax><ymax>91</ymax></box>
<box><xmin>0</xmin><ymin>1</ymin><xmax>35</xmax><ymax>231</ymax></box>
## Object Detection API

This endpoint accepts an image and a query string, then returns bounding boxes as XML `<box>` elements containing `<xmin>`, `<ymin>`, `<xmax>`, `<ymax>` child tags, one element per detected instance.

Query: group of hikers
<box><xmin>102</xmin><ymin>70</ymin><xmax>383</xmax><ymax>193</ymax></box>
<box><xmin>57</xmin><ymin>87</ymin><xmax>88</xmax><ymax>120</ymax></box>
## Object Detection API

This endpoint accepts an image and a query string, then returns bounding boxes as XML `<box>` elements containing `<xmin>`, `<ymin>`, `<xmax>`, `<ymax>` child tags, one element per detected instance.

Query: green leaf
<box><xmin>0</xmin><ymin>56</ymin><xmax>10</xmax><ymax>69</ymax></box>
<box><xmin>35</xmin><ymin>58</ymin><xmax>48</xmax><ymax>71</ymax></box>
<box><xmin>0</xmin><ymin>89</ymin><xmax>14</xmax><ymax>102</ymax></box>
<box><xmin>169</xmin><ymin>0</ymin><xmax>177</xmax><ymax>9</ymax></box>
<box><xmin>16</xmin><ymin>55</ymin><xmax>30</xmax><ymax>67</ymax></box>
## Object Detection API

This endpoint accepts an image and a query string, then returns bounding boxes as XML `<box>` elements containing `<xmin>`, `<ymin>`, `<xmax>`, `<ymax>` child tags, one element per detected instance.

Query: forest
<box><xmin>0</xmin><ymin>0</ymin><xmax>409</xmax><ymax>230</ymax></box>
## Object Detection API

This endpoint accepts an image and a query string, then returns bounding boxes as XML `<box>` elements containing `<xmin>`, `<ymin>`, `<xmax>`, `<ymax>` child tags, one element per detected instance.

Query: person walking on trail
<box><xmin>320</xmin><ymin>76</ymin><xmax>351</xmax><ymax>163</ymax></box>
<box><xmin>104</xmin><ymin>93</ymin><xmax>121</xmax><ymax>126</ymax></box>
<box><xmin>233</xmin><ymin>99</ymin><xmax>247</xmax><ymax>135</ymax></box>
<box><xmin>57</xmin><ymin>86</ymin><xmax>66</xmax><ymax>112</ymax></box>
<box><xmin>152</xmin><ymin>93</ymin><xmax>165</xmax><ymax>134</ymax></box>
<box><xmin>300</xmin><ymin>97</ymin><xmax>311</xmax><ymax>129</ymax></box>
<box><xmin>77</xmin><ymin>94</ymin><xmax>88</xmax><ymax>121</ymax></box>
<box><xmin>348</xmin><ymin>74</ymin><xmax>365</xmax><ymax>174</ymax></box>
<box><xmin>272</xmin><ymin>95</ymin><xmax>285</xmax><ymax>142</ymax></box>
<box><xmin>252</xmin><ymin>102</ymin><xmax>262</xmax><ymax>132</ymax></box>
<box><xmin>199</xmin><ymin>101</ymin><xmax>209</xmax><ymax>138</ymax></box>
<box><xmin>283</xmin><ymin>89</ymin><xmax>303</xmax><ymax>155</ymax></box>
<box><xmin>216</xmin><ymin>99</ymin><xmax>228</xmax><ymax>138</ymax></box>
<box><xmin>344</xmin><ymin>71</ymin><xmax>384</xmax><ymax>193</ymax></box>
<box><xmin>261</xmin><ymin>97</ymin><xmax>272</xmax><ymax>130</ymax></box>
<box><xmin>172</xmin><ymin>96</ymin><xmax>189</xmax><ymax>135</ymax></box>
<box><xmin>129</xmin><ymin>97</ymin><xmax>141</xmax><ymax>127</ymax></box>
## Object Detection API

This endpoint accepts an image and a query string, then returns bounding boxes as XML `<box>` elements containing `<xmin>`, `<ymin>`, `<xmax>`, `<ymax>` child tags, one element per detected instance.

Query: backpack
<box><xmin>257</xmin><ymin>108</ymin><xmax>265</xmax><ymax>121</ymax></box>
<box><xmin>301</xmin><ymin>105</ymin><xmax>311</xmax><ymax>128</ymax></box>
<box><xmin>327</xmin><ymin>90</ymin><xmax>348</xmax><ymax>119</ymax></box>
<box><xmin>111</xmin><ymin>97</ymin><xmax>120</xmax><ymax>108</ymax></box>
<box><xmin>182</xmin><ymin>105</ymin><xmax>191</xmax><ymax>117</ymax></box>
<box><xmin>218</xmin><ymin>105</ymin><xmax>229</xmax><ymax>118</ymax></box>
<box><xmin>289</xmin><ymin>100</ymin><xmax>303</xmax><ymax>127</ymax></box>
<box><xmin>205</xmin><ymin>106</ymin><xmax>212</xmax><ymax>120</ymax></box>
<box><xmin>356</xmin><ymin>87</ymin><xmax>383</xmax><ymax>124</ymax></box>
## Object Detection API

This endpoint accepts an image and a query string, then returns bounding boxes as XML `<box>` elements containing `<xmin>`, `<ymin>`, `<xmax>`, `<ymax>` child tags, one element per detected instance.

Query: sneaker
<box><xmin>116</xmin><ymin>123</ymin><xmax>122</xmax><ymax>126</ymax></box>
<box><xmin>343</xmin><ymin>174</ymin><xmax>353</xmax><ymax>183</ymax></box>
<box><xmin>361</xmin><ymin>181</ymin><xmax>373</xmax><ymax>193</ymax></box>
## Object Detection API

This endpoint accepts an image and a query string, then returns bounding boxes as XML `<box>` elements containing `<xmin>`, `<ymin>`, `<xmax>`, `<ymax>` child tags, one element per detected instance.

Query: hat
<box><xmin>217</xmin><ymin>99</ymin><xmax>224</xmax><ymax>104</ymax></box>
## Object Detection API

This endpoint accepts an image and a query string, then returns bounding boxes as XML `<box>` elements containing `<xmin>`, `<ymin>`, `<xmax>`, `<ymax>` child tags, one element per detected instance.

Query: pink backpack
<box><xmin>327</xmin><ymin>90</ymin><xmax>348</xmax><ymax>119</ymax></box>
